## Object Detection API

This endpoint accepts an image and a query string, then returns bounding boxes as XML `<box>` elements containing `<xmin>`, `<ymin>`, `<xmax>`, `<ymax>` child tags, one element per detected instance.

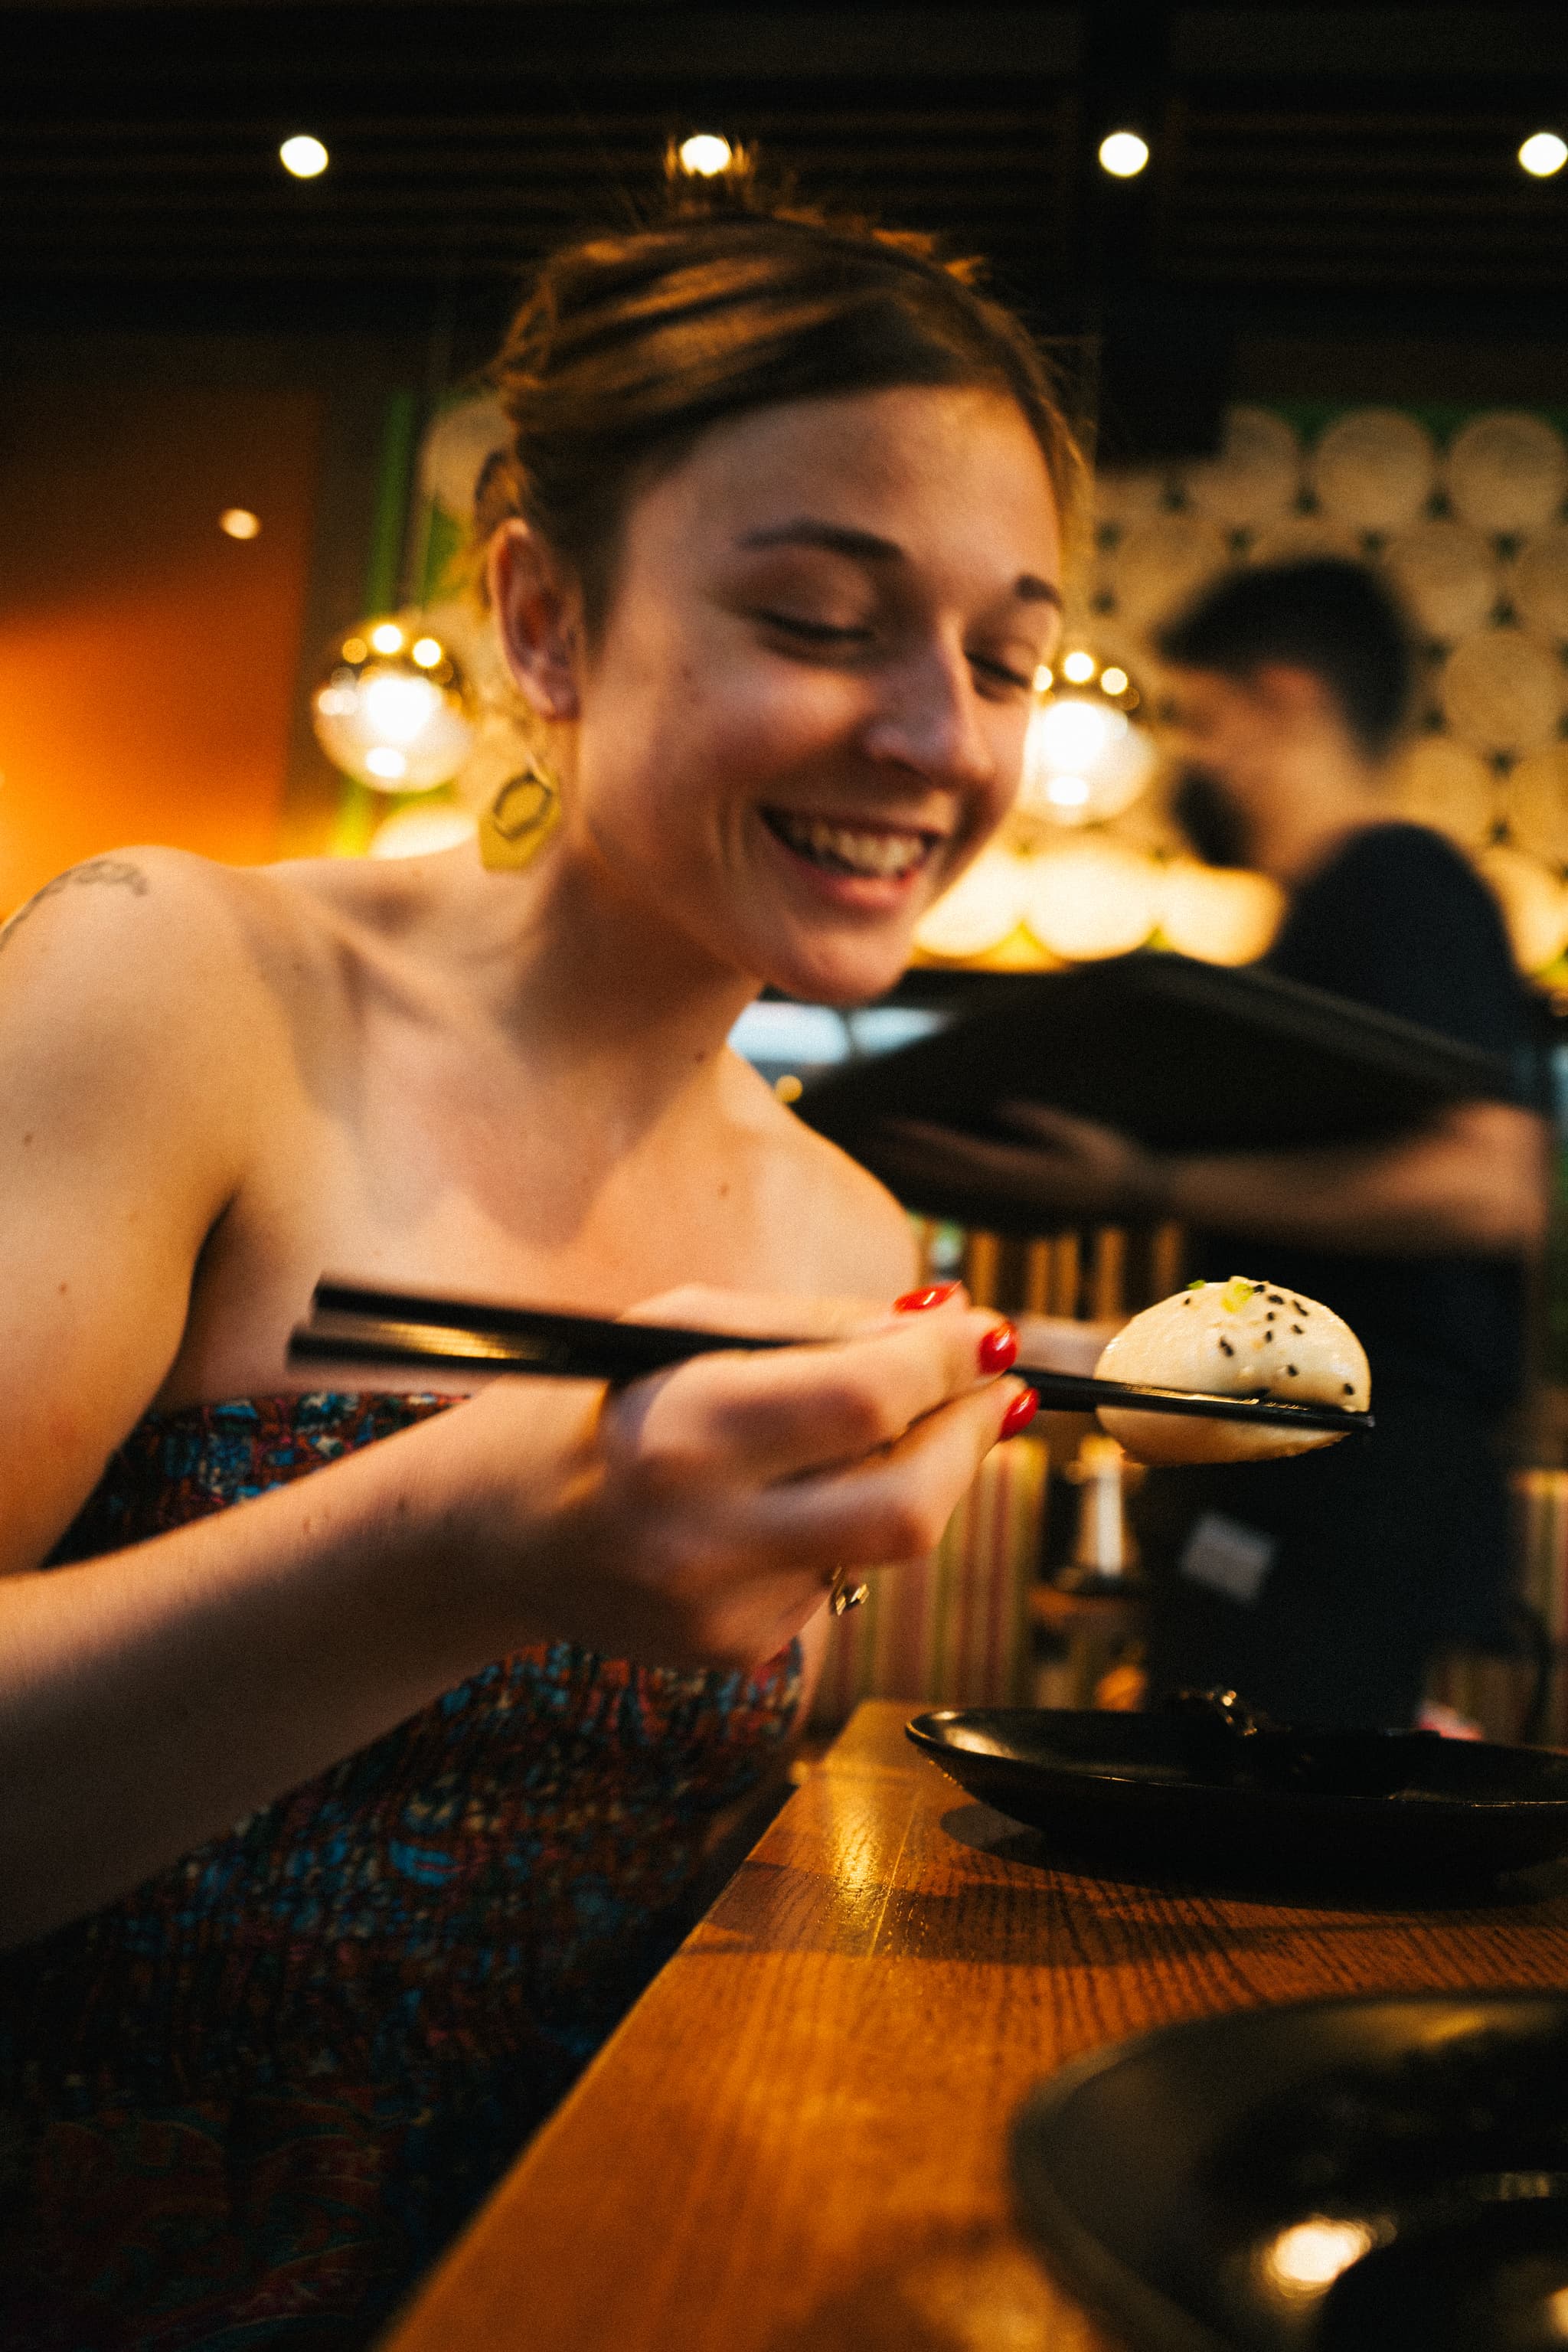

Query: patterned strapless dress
<box><xmin>0</xmin><ymin>1394</ymin><xmax>803</xmax><ymax>2350</ymax></box>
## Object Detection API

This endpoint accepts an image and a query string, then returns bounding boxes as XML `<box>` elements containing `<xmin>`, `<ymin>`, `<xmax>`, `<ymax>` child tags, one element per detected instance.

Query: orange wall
<box><xmin>0</xmin><ymin>364</ymin><xmax>322</xmax><ymax>913</ymax></box>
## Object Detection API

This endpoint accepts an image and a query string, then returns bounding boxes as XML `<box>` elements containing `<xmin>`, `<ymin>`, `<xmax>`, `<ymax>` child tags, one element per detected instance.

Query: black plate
<box><xmin>1011</xmin><ymin>1993</ymin><xmax>1568</xmax><ymax>2352</ymax></box>
<box><xmin>906</xmin><ymin>1708</ymin><xmax>1568</xmax><ymax>1888</ymax></box>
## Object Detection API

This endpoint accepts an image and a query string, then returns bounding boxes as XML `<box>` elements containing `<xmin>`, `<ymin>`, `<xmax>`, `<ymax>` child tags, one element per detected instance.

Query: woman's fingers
<box><xmin>606</xmin><ymin>1303</ymin><xmax>1015</xmax><ymax>1490</ymax></box>
<box><xmin>742</xmin><ymin>1375</ymin><xmax>1031</xmax><ymax>1573</ymax></box>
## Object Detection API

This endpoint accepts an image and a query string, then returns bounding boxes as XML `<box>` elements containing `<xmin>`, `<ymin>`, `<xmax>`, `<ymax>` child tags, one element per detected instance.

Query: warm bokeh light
<box><xmin>370</xmin><ymin>621</ymin><xmax>404</xmax><ymax>655</ymax></box>
<box><xmin>1034</xmin><ymin>663</ymin><xmax>1054</xmax><ymax>692</ymax></box>
<box><xmin>1100</xmin><ymin>665</ymin><xmax>1129</xmax><ymax>695</ymax></box>
<box><xmin>1520</xmin><ymin>131</ymin><xmax>1568</xmax><ymax>178</ymax></box>
<box><xmin>1060</xmin><ymin>648</ymin><xmax>1097</xmax><ymax>684</ymax></box>
<box><xmin>279</xmin><ymin>135</ymin><xmax>328</xmax><ymax>179</ymax></box>
<box><xmin>1160</xmin><ymin>859</ymin><xmax>1285</xmax><ymax>965</ymax></box>
<box><xmin>218</xmin><ymin>508</ymin><xmax>260</xmax><ymax>541</ymax></box>
<box><xmin>1263</xmin><ymin>2219</ymin><xmax>1375</xmax><ymax>2298</ymax></box>
<box><xmin>1099</xmin><ymin>131</ymin><xmax>1150</xmax><ymax>178</ymax></box>
<box><xmin>678</xmin><ymin>133</ymin><xmax>733</xmax><ymax>177</ymax></box>
<box><xmin>410</xmin><ymin>635</ymin><xmax>443</xmax><ymax>668</ymax></box>
<box><xmin>1025</xmin><ymin>840</ymin><xmax>1159</xmax><ymax>959</ymax></box>
<box><xmin>364</xmin><ymin>746</ymin><xmax>407</xmax><ymax>781</ymax></box>
<box><xmin>369</xmin><ymin>802</ymin><xmax>477</xmax><ymax>860</ymax></box>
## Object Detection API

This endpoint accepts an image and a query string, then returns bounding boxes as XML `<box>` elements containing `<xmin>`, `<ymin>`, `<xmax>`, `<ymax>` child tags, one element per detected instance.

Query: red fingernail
<box><xmin>1001</xmin><ymin>1387</ymin><xmax>1039</xmax><ymax>1439</ymax></box>
<box><xmin>893</xmin><ymin>1282</ymin><xmax>962</xmax><ymax>1313</ymax></box>
<box><xmin>978</xmin><ymin>1321</ymin><xmax>1018</xmax><ymax>1374</ymax></box>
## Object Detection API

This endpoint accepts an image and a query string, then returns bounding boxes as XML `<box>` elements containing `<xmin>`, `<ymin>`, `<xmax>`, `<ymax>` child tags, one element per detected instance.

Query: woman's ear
<box><xmin>488</xmin><ymin>520</ymin><xmax>583</xmax><ymax>723</ymax></box>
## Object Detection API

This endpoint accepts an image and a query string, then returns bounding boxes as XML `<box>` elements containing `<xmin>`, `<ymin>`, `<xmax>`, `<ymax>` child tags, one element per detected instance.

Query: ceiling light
<box><xmin>279</xmin><ymin>135</ymin><xmax>329</xmax><ymax>179</ymax></box>
<box><xmin>1520</xmin><ymin>131</ymin><xmax>1568</xmax><ymax>178</ymax></box>
<box><xmin>678</xmin><ymin>133</ymin><xmax>733</xmax><ymax>177</ymax></box>
<box><xmin>1098</xmin><ymin>131</ymin><xmax>1150</xmax><ymax>179</ymax></box>
<box><xmin>1020</xmin><ymin>658</ymin><xmax>1157</xmax><ymax>828</ymax></box>
<box><xmin>312</xmin><ymin>619</ymin><xmax>475</xmax><ymax>794</ymax></box>
<box><xmin>219</xmin><ymin>508</ymin><xmax>260</xmax><ymax>541</ymax></box>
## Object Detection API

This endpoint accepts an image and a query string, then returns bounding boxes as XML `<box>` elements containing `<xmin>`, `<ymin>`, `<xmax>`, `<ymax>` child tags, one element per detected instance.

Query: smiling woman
<box><xmin>0</xmin><ymin>181</ymin><xmax>1080</xmax><ymax>2348</ymax></box>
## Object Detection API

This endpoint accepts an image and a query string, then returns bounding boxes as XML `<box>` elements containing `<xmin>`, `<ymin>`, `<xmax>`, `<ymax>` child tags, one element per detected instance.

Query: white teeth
<box><xmin>771</xmin><ymin>811</ymin><xmax>932</xmax><ymax>879</ymax></box>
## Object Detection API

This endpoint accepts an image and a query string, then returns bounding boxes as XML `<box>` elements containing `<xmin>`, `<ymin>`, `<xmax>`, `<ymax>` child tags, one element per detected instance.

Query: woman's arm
<box><xmin>0</xmin><ymin>874</ymin><xmax>1024</xmax><ymax>1943</ymax></box>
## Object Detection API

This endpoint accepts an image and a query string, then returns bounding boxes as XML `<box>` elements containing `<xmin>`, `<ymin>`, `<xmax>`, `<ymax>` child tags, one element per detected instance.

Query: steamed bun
<box><xmin>1094</xmin><ymin>1276</ymin><xmax>1370</xmax><ymax>1466</ymax></box>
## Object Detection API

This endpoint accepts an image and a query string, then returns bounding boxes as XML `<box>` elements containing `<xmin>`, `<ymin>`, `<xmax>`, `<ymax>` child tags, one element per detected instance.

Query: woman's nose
<box><xmin>860</xmin><ymin>648</ymin><xmax>998</xmax><ymax>790</ymax></box>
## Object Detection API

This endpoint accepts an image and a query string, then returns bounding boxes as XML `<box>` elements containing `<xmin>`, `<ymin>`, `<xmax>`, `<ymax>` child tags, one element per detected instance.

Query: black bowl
<box><xmin>907</xmin><ymin>1707</ymin><xmax>1568</xmax><ymax>1889</ymax></box>
<box><xmin>1011</xmin><ymin>1992</ymin><xmax>1568</xmax><ymax>2352</ymax></box>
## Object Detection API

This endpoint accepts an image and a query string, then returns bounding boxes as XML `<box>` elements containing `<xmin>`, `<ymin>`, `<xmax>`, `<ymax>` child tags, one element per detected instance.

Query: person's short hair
<box><xmin>474</xmin><ymin>165</ymin><xmax>1082</xmax><ymax>640</ymax></box>
<box><xmin>1155</xmin><ymin>557</ymin><xmax>1416</xmax><ymax>760</ymax></box>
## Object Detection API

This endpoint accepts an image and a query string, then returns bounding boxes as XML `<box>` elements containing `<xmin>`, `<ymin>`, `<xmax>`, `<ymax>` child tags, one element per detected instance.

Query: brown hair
<box><xmin>475</xmin><ymin>179</ymin><xmax>1082</xmax><ymax>637</ymax></box>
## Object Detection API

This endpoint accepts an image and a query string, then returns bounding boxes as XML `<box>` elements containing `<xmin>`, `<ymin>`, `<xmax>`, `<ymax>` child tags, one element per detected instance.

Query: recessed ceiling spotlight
<box><xmin>678</xmin><ymin>132</ymin><xmax>734</xmax><ymax>178</ymax></box>
<box><xmin>1520</xmin><ymin>131</ymin><xmax>1568</xmax><ymax>178</ymax></box>
<box><xmin>219</xmin><ymin>508</ymin><xmax>260</xmax><ymax>540</ymax></box>
<box><xmin>1098</xmin><ymin>130</ymin><xmax>1150</xmax><ymax>179</ymax></box>
<box><xmin>279</xmin><ymin>135</ymin><xmax>329</xmax><ymax>179</ymax></box>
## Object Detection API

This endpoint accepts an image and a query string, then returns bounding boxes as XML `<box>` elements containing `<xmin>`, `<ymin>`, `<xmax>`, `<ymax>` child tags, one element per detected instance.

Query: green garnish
<box><xmin>1220</xmin><ymin>1277</ymin><xmax>1256</xmax><ymax>1312</ymax></box>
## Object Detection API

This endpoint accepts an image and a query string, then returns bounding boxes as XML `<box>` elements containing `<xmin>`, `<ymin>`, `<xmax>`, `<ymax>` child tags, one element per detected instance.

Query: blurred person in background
<box><xmin>877</xmin><ymin>559</ymin><xmax>1550</xmax><ymax>1730</ymax></box>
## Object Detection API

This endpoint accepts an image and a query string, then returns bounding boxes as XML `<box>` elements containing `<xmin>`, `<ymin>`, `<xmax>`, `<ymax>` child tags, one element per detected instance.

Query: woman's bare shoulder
<box><xmin>0</xmin><ymin>847</ymin><xmax>374</xmax><ymax>1107</ymax></box>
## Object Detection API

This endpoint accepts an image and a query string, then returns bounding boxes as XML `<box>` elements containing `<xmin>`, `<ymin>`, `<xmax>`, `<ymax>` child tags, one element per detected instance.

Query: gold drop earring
<box><xmin>478</xmin><ymin>756</ymin><xmax>562</xmax><ymax>872</ymax></box>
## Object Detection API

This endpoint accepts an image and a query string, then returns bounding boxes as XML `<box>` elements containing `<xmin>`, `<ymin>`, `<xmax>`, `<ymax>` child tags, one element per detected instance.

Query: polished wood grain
<box><xmin>383</xmin><ymin>1701</ymin><xmax>1568</xmax><ymax>2352</ymax></box>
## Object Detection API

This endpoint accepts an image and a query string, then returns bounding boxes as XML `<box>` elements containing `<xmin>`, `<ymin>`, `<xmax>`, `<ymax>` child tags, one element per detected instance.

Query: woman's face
<box><xmin>530</xmin><ymin>384</ymin><xmax>1063</xmax><ymax>1004</ymax></box>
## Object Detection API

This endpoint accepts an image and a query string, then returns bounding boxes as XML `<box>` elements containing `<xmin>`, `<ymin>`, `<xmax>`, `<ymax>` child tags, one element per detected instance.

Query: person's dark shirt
<box><xmin>1192</xmin><ymin>821</ymin><xmax>1535</xmax><ymax>1411</ymax></box>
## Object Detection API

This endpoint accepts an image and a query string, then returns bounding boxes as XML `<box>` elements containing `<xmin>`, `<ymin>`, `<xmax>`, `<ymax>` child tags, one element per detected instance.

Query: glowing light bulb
<box><xmin>279</xmin><ymin>135</ymin><xmax>328</xmax><ymax>179</ymax></box>
<box><xmin>311</xmin><ymin>616</ymin><xmax>476</xmax><ymax>793</ymax></box>
<box><xmin>219</xmin><ymin>508</ymin><xmax>260</xmax><ymax>540</ymax></box>
<box><xmin>678</xmin><ymin>133</ymin><xmax>733</xmax><ymax>177</ymax></box>
<box><xmin>1020</xmin><ymin>677</ymin><xmax>1156</xmax><ymax>828</ymax></box>
<box><xmin>1061</xmin><ymin>648</ymin><xmax>1098</xmax><ymax>683</ymax></box>
<box><xmin>1520</xmin><ymin>132</ymin><xmax>1568</xmax><ymax>178</ymax></box>
<box><xmin>1099</xmin><ymin>131</ymin><xmax>1150</xmax><ymax>178</ymax></box>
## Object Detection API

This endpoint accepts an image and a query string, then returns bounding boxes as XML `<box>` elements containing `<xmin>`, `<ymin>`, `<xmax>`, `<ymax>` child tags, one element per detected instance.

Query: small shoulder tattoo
<box><xmin>0</xmin><ymin>858</ymin><xmax>151</xmax><ymax>956</ymax></box>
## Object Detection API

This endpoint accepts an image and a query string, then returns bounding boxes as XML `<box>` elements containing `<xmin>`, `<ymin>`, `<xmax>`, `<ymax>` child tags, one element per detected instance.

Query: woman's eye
<box><xmin>969</xmin><ymin>655</ymin><xmax>1037</xmax><ymax>696</ymax></box>
<box><xmin>754</xmin><ymin>610</ymin><xmax>873</xmax><ymax>648</ymax></box>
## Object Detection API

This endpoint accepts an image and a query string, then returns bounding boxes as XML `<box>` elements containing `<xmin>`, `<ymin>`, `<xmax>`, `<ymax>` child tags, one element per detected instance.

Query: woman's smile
<box><xmin>760</xmin><ymin>806</ymin><xmax>942</xmax><ymax>886</ymax></box>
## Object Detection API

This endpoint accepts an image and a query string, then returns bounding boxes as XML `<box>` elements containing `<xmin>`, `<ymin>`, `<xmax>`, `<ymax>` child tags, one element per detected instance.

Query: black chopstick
<box><xmin>289</xmin><ymin>1279</ymin><xmax>1372</xmax><ymax>1437</ymax></box>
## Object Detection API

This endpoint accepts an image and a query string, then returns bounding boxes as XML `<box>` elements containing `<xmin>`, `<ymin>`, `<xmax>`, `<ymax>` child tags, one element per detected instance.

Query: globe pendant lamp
<box><xmin>311</xmin><ymin>615</ymin><xmax>475</xmax><ymax>792</ymax></box>
<box><xmin>1020</xmin><ymin>652</ymin><xmax>1155</xmax><ymax>828</ymax></box>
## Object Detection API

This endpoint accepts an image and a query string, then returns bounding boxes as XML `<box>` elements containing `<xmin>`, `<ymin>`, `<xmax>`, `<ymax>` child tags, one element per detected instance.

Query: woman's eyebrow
<box><xmin>734</xmin><ymin>518</ymin><xmax>1061</xmax><ymax>607</ymax></box>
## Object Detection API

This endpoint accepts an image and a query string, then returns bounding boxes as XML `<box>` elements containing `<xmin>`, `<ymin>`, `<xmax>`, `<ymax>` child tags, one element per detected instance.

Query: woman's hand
<box><xmin>445</xmin><ymin>1283</ymin><xmax>1032</xmax><ymax>1671</ymax></box>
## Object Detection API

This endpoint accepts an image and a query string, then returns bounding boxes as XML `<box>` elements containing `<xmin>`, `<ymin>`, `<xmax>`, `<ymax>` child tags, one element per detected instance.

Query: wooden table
<box><xmin>384</xmin><ymin>1700</ymin><xmax>1568</xmax><ymax>2352</ymax></box>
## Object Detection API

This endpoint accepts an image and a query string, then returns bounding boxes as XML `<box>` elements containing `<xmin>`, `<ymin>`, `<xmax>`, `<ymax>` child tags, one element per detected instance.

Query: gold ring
<box><xmin>829</xmin><ymin>1575</ymin><xmax>870</xmax><ymax>1616</ymax></box>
